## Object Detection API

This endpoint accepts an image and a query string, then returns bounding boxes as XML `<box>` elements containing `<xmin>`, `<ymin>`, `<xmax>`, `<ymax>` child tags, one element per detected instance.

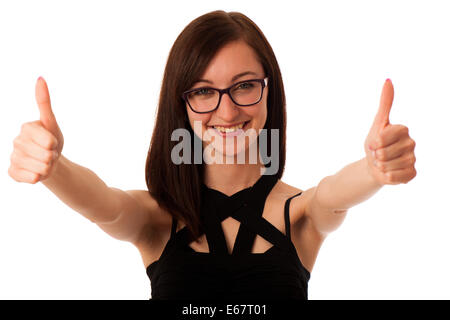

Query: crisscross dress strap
<box><xmin>229</xmin><ymin>174</ymin><xmax>278</xmax><ymax>255</ymax></box>
<box><xmin>197</xmin><ymin>173</ymin><xmax>279</xmax><ymax>255</ymax></box>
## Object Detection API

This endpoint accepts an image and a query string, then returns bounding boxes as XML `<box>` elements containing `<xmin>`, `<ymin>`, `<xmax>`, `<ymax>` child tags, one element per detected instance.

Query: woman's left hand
<box><xmin>364</xmin><ymin>79</ymin><xmax>417</xmax><ymax>186</ymax></box>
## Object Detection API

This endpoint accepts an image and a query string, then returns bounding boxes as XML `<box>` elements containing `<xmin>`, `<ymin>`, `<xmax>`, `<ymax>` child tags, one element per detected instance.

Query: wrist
<box><xmin>364</xmin><ymin>156</ymin><xmax>384</xmax><ymax>189</ymax></box>
<box><xmin>41</xmin><ymin>153</ymin><xmax>66</xmax><ymax>186</ymax></box>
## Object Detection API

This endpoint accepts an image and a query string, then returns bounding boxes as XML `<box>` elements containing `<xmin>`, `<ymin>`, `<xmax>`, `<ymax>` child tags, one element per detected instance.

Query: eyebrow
<box><xmin>195</xmin><ymin>71</ymin><xmax>258</xmax><ymax>85</ymax></box>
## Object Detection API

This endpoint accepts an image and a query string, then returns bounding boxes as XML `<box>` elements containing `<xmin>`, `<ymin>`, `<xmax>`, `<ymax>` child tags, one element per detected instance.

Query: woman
<box><xmin>8</xmin><ymin>10</ymin><xmax>417</xmax><ymax>300</ymax></box>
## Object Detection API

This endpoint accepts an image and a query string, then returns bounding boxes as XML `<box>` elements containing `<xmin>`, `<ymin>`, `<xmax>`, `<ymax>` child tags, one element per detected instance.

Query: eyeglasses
<box><xmin>182</xmin><ymin>77</ymin><xmax>269</xmax><ymax>114</ymax></box>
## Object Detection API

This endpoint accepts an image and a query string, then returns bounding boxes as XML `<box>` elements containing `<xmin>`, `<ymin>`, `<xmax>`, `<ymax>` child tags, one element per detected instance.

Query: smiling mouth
<box><xmin>207</xmin><ymin>121</ymin><xmax>250</xmax><ymax>135</ymax></box>
<box><xmin>208</xmin><ymin>120</ymin><xmax>250</xmax><ymax>132</ymax></box>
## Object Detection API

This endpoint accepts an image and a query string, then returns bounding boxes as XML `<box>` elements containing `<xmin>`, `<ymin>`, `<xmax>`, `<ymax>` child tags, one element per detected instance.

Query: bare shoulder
<box><xmin>272</xmin><ymin>179</ymin><xmax>309</xmax><ymax>225</ymax></box>
<box><xmin>274</xmin><ymin>180</ymin><xmax>322</xmax><ymax>233</ymax></box>
<box><xmin>274</xmin><ymin>180</ymin><xmax>325</xmax><ymax>273</ymax></box>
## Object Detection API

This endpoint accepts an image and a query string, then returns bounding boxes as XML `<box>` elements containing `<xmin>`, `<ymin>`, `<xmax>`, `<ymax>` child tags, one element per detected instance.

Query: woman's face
<box><xmin>185</xmin><ymin>40</ymin><xmax>268</xmax><ymax>162</ymax></box>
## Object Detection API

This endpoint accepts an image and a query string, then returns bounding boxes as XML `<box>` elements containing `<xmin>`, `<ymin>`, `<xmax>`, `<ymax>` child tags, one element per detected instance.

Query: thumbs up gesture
<box><xmin>364</xmin><ymin>79</ymin><xmax>416</xmax><ymax>185</ymax></box>
<box><xmin>8</xmin><ymin>77</ymin><xmax>65</xmax><ymax>183</ymax></box>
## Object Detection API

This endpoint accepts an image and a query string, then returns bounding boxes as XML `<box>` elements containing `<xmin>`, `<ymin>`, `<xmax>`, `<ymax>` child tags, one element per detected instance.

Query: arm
<box><xmin>41</xmin><ymin>154</ymin><xmax>151</xmax><ymax>243</ymax></box>
<box><xmin>10</xmin><ymin>77</ymin><xmax>149</xmax><ymax>243</ymax></box>
<box><xmin>305</xmin><ymin>157</ymin><xmax>383</xmax><ymax>234</ymax></box>
<box><xmin>314</xmin><ymin>157</ymin><xmax>383</xmax><ymax>211</ymax></box>
<box><xmin>305</xmin><ymin>79</ymin><xmax>417</xmax><ymax>235</ymax></box>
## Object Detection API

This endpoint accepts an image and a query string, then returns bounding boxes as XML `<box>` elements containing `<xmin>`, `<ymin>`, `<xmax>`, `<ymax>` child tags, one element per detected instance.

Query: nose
<box><xmin>214</xmin><ymin>92</ymin><xmax>240</xmax><ymax>121</ymax></box>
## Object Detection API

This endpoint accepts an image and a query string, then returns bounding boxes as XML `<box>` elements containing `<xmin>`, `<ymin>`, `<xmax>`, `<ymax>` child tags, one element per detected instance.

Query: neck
<box><xmin>202</xmin><ymin>138</ymin><xmax>271</xmax><ymax>195</ymax></box>
<box><xmin>203</xmin><ymin>162</ymin><xmax>267</xmax><ymax>196</ymax></box>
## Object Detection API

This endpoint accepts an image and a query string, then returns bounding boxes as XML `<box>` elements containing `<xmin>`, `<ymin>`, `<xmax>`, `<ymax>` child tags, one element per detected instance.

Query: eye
<box><xmin>236</xmin><ymin>82</ymin><xmax>254</xmax><ymax>90</ymax></box>
<box><xmin>192</xmin><ymin>88</ymin><xmax>214</xmax><ymax>96</ymax></box>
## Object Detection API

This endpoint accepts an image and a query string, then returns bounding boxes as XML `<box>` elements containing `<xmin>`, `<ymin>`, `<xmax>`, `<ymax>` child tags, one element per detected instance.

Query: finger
<box><xmin>13</xmin><ymin>136</ymin><xmax>57</xmax><ymax>164</ymax></box>
<box><xmin>384</xmin><ymin>167</ymin><xmax>417</xmax><ymax>185</ymax></box>
<box><xmin>12</xmin><ymin>148</ymin><xmax>53</xmax><ymax>176</ymax></box>
<box><xmin>375</xmin><ymin>138</ymin><xmax>416</xmax><ymax>161</ymax></box>
<box><xmin>8</xmin><ymin>166</ymin><xmax>40</xmax><ymax>184</ymax></box>
<box><xmin>35</xmin><ymin>76</ymin><xmax>57</xmax><ymax>133</ymax></box>
<box><xmin>373</xmin><ymin>125</ymin><xmax>409</xmax><ymax>150</ymax></box>
<box><xmin>374</xmin><ymin>153</ymin><xmax>416</xmax><ymax>172</ymax></box>
<box><xmin>22</xmin><ymin>121</ymin><xmax>58</xmax><ymax>150</ymax></box>
<box><xmin>371</xmin><ymin>79</ymin><xmax>394</xmax><ymax>133</ymax></box>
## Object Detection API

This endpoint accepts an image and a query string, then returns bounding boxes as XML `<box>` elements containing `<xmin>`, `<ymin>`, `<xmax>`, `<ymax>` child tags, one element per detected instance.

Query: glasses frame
<box><xmin>182</xmin><ymin>77</ymin><xmax>269</xmax><ymax>114</ymax></box>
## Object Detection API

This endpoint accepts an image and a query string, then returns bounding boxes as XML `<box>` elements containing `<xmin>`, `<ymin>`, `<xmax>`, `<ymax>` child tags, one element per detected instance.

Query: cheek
<box><xmin>247</xmin><ymin>103</ymin><xmax>267</xmax><ymax>126</ymax></box>
<box><xmin>259</xmin><ymin>107</ymin><xmax>267</xmax><ymax>124</ymax></box>
<box><xmin>187</xmin><ymin>108</ymin><xmax>210</xmax><ymax>139</ymax></box>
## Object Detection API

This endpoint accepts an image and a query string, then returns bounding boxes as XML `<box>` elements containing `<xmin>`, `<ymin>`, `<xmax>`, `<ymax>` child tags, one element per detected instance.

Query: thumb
<box><xmin>371</xmin><ymin>78</ymin><xmax>394</xmax><ymax>134</ymax></box>
<box><xmin>35</xmin><ymin>76</ymin><xmax>58</xmax><ymax>134</ymax></box>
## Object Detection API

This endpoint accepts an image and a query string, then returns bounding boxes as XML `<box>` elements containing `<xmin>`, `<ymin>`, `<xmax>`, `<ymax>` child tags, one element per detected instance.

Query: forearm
<box><xmin>315</xmin><ymin>157</ymin><xmax>383</xmax><ymax>211</ymax></box>
<box><xmin>40</xmin><ymin>154</ymin><xmax>121</xmax><ymax>223</ymax></box>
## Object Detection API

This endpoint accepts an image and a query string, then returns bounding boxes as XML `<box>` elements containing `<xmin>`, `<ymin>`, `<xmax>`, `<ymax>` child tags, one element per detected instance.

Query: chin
<box><xmin>210</xmin><ymin>138</ymin><xmax>260</xmax><ymax>164</ymax></box>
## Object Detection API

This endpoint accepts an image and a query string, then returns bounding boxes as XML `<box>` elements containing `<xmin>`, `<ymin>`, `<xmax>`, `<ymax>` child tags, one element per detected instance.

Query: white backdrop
<box><xmin>1</xmin><ymin>0</ymin><xmax>448</xmax><ymax>299</ymax></box>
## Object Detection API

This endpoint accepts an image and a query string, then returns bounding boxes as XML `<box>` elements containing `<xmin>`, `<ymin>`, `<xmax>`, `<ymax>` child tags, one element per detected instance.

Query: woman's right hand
<box><xmin>8</xmin><ymin>76</ymin><xmax>65</xmax><ymax>183</ymax></box>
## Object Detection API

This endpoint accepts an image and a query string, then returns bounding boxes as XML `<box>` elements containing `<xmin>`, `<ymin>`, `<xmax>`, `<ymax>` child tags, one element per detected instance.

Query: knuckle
<box><xmin>401</xmin><ymin>125</ymin><xmax>409</xmax><ymax>135</ymax></box>
<box><xmin>31</xmin><ymin>173</ymin><xmax>40</xmax><ymax>184</ymax></box>
<box><xmin>12</xmin><ymin>140</ymin><xmax>20</xmax><ymax>151</ymax></box>
<box><xmin>409</xmin><ymin>139</ymin><xmax>416</xmax><ymax>149</ymax></box>
<box><xmin>44</xmin><ymin>135</ymin><xmax>57</xmax><ymax>150</ymax></box>
<box><xmin>10</xmin><ymin>151</ymin><xmax>18</xmax><ymax>163</ymax></box>
<box><xmin>22</xmin><ymin>121</ymin><xmax>37</xmax><ymax>132</ymax></box>
<box><xmin>377</xmin><ymin>135</ymin><xmax>386</xmax><ymax>146</ymax></box>
<box><xmin>12</xmin><ymin>136</ymin><xmax>20</xmax><ymax>148</ymax></box>
<box><xmin>45</xmin><ymin>150</ymin><xmax>54</xmax><ymax>163</ymax></box>
<box><xmin>405</xmin><ymin>170</ymin><xmax>416</xmax><ymax>183</ymax></box>
<box><xmin>43</xmin><ymin>139</ymin><xmax>53</xmax><ymax>149</ymax></box>
<box><xmin>376</xmin><ymin>149</ymin><xmax>386</xmax><ymax>160</ymax></box>
<box><xmin>11</xmin><ymin>174</ymin><xmax>20</xmax><ymax>183</ymax></box>
<box><xmin>42</xmin><ymin>166</ymin><xmax>51</xmax><ymax>177</ymax></box>
<box><xmin>375</xmin><ymin>137</ymin><xmax>383</xmax><ymax>147</ymax></box>
<box><xmin>13</xmin><ymin>136</ymin><xmax>26</xmax><ymax>151</ymax></box>
<box><xmin>20</xmin><ymin>122</ymin><xmax>29</xmax><ymax>132</ymax></box>
<box><xmin>7</xmin><ymin>166</ymin><xmax>16</xmax><ymax>180</ymax></box>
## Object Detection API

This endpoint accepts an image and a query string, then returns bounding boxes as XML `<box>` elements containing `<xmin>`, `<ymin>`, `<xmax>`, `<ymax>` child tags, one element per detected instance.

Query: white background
<box><xmin>1</xmin><ymin>0</ymin><xmax>449</xmax><ymax>299</ymax></box>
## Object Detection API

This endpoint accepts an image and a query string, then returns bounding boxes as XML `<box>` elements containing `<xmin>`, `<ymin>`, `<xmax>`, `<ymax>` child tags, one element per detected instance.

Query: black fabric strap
<box><xmin>175</xmin><ymin>173</ymin><xmax>300</xmax><ymax>256</ymax></box>
<box><xmin>203</xmin><ymin>196</ymin><xmax>229</xmax><ymax>254</ymax></box>
<box><xmin>231</xmin><ymin>174</ymin><xmax>278</xmax><ymax>255</ymax></box>
<box><xmin>284</xmin><ymin>192</ymin><xmax>303</xmax><ymax>240</ymax></box>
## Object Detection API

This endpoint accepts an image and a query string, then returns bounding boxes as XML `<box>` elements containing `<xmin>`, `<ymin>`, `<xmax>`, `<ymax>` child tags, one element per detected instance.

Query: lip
<box><xmin>208</xmin><ymin>121</ymin><xmax>250</xmax><ymax>137</ymax></box>
<box><xmin>208</xmin><ymin>121</ymin><xmax>249</xmax><ymax>128</ymax></box>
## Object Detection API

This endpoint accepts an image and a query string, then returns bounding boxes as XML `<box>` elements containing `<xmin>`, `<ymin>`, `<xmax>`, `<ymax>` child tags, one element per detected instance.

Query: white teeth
<box><xmin>213</xmin><ymin>122</ymin><xmax>245</xmax><ymax>133</ymax></box>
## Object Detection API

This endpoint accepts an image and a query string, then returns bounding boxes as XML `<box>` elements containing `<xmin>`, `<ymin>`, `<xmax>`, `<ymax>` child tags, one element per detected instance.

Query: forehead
<box><xmin>199</xmin><ymin>40</ymin><xmax>264</xmax><ymax>84</ymax></box>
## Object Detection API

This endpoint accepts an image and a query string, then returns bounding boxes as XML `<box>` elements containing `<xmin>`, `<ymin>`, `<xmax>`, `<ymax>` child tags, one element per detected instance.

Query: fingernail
<box><xmin>371</xmin><ymin>150</ymin><xmax>375</xmax><ymax>158</ymax></box>
<box><xmin>386</xmin><ymin>78</ymin><xmax>391</xmax><ymax>82</ymax></box>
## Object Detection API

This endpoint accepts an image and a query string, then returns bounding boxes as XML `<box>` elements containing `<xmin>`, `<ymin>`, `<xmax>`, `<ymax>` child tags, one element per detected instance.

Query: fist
<box><xmin>8</xmin><ymin>77</ymin><xmax>65</xmax><ymax>183</ymax></box>
<box><xmin>364</xmin><ymin>79</ymin><xmax>417</xmax><ymax>186</ymax></box>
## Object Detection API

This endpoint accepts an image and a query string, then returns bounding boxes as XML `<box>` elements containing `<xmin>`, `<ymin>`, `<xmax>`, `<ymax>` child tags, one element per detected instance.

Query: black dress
<box><xmin>146</xmin><ymin>173</ymin><xmax>310</xmax><ymax>300</ymax></box>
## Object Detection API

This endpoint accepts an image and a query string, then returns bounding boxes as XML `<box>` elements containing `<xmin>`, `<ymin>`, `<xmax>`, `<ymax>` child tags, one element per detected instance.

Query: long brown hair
<box><xmin>145</xmin><ymin>10</ymin><xmax>287</xmax><ymax>241</ymax></box>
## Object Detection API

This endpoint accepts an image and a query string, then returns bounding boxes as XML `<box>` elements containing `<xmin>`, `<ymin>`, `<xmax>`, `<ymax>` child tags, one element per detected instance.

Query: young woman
<box><xmin>8</xmin><ymin>10</ymin><xmax>417</xmax><ymax>300</ymax></box>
